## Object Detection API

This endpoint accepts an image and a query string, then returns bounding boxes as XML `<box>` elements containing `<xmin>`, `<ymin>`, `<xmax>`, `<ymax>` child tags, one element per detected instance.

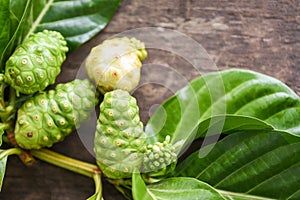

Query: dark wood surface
<box><xmin>0</xmin><ymin>0</ymin><xmax>299</xmax><ymax>199</ymax></box>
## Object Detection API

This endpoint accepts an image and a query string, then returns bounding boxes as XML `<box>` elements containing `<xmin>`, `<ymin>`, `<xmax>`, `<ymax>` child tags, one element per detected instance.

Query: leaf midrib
<box><xmin>25</xmin><ymin>0</ymin><xmax>54</xmax><ymax>39</ymax></box>
<box><xmin>217</xmin><ymin>189</ymin><xmax>275</xmax><ymax>200</ymax></box>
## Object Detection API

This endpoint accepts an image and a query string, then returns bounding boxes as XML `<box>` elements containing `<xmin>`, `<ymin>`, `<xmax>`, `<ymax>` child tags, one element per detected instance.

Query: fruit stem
<box><xmin>0</xmin><ymin>148</ymin><xmax>22</xmax><ymax>159</ymax></box>
<box><xmin>91</xmin><ymin>173</ymin><xmax>103</xmax><ymax>200</ymax></box>
<box><xmin>0</xmin><ymin>148</ymin><xmax>34</xmax><ymax>166</ymax></box>
<box><xmin>30</xmin><ymin>149</ymin><xmax>101</xmax><ymax>178</ymax></box>
<box><xmin>107</xmin><ymin>178</ymin><xmax>133</xmax><ymax>199</ymax></box>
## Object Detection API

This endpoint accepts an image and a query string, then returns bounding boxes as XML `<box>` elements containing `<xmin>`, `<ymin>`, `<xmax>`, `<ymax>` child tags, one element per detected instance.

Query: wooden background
<box><xmin>0</xmin><ymin>0</ymin><xmax>299</xmax><ymax>199</ymax></box>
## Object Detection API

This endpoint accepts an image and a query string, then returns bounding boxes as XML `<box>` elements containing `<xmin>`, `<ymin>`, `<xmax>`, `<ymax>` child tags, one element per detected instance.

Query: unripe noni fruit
<box><xmin>85</xmin><ymin>37</ymin><xmax>147</xmax><ymax>94</ymax></box>
<box><xmin>5</xmin><ymin>30</ymin><xmax>68</xmax><ymax>95</ymax></box>
<box><xmin>142</xmin><ymin>135</ymin><xmax>178</xmax><ymax>179</ymax></box>
<box><xmin>15</xmin><ymin>79</ymin><xmax>97</xmax><ymax>149</ymax></box>
<box><xmin>94</xmin><ymin>89</ymin><xmax>146</xmax><ymax>179</ymax></box>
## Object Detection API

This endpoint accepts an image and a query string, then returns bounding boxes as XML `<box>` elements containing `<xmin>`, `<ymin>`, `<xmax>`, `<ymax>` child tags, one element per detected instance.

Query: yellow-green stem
<box><xmin>38</xmin><ymin>148</ymin><xmax>99</xmax><ymax>171</ymax></box>
<box><xmin>30</xmin><ymin>149</ymin><xmax>100</xmax><ymax>178</ymax></box>
<box><xmin>0</xmin><ymin>148</ymin><xmax>22</xmax><ymax>159</ymax></box>
<box><xmin>93</xmin><ymin>173</ymin><xmax>103</xmax><ymax>200</ymax></box>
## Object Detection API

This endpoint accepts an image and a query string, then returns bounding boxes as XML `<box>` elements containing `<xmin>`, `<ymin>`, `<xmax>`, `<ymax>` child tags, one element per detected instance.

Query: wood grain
<box><xmin>0</xmin><ymin>0</ymin><xmax>299</xmax><ymax>199</ymax></box>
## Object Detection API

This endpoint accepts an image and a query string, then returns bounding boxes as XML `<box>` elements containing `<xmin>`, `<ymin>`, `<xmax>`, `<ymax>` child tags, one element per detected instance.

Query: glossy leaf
<box><xmin>0</xmin><ymin>0</ymin><xmax>121</xmax><ymax>70</ymax></box>
<box><xmin>132</xmin><ymin>172</ymin><xmax>226</xmax><ymax>200</ymax></box>
<box><xmin>175</xmin><ymin>130</ymin><xmax>300</xmax><ymax>200</ymax></box>
<box><xmin>196</xmin><ymin>115</ymin><xmax>273</xmax><ymax>137</ymax></box>
<box><xmin>132</xmin><ymin>172</ymin><xmax>153</xmax><ymax>200</ymax></box>
<box><xmin>146</xmin><ymin>69</ymin><xmax>300</xmax><ymax>145</ymax></box>
<box><xmin>0</xmin><ymin>0</ymin><xmax>32</xmax><ymax>70</ymax></box>
<box><xmin>33</xmin><ymin>0</ymin><xmax>121</xmax><ymax>51</ymax></box>
<box><xmin>0</xmin><ymin>150</ymin><xmax>8</xmax><ymax>191</ymax></box>
<box><xmin>0</xmin><ymin>0</ymin><xmax>10</xmax><ymax>62</ymax></box>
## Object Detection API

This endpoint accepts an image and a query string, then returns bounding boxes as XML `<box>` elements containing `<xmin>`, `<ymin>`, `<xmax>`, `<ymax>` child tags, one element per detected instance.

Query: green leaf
<box><xmin>0</xmin><ymin>0</ymin><xmax>121</xmax><ymax>70</ymax></box>
<box><xmin>147</xmin><ymin>177</ymin><xmax>227</xmax><ymax>200</ymax></box>
<box><xmin>146</xmin><ymin>69</ymin><xmax>300</xmax><ymax>145</ymax></box>
<box><xmin>0</xmin><ymin>150</ymin><xmax>8</xmax><ymax>191</ymax></box>
<box><xmin>132</xmin><ymin>172</ymin><xmax>153</xmax><ymax>200</ymax></box>
<box><xmin>32</xmin><ymin>0</ymin><xmax>121</xmax><ymax>51</ymax></box>
<box><xmin>0</xmin><ymin>0</ymin><xmax>10</xmax><ymax>60</ymax></box>
<box><xmin>175</xmin><ymin>130</ymin><xmax>300</xmax><ymax>199</ymax></box>
<box><xmin>133</xmin><ymin>172</ymin><xmax>226</xmax><ymax>200</ymax></box>
<box><xmin>196</xmin><ymin>115</ymin><xmax>273</xmax><ymax>137</ymax></box>
<box><xmin>0</xmin><ymin>0</ymin><xmax>32</xmax><ymax>70</ymax></box>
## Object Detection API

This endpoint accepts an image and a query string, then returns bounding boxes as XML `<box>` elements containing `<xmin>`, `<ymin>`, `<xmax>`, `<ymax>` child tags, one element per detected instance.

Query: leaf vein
<box><xmin>246</xmin><ymin>161</ymin><xmax>300</xmax><ymax>194</ymax></box>
<box><xmin>25</xmin><ymin>0</ymin><xmax>54</xmax><ymax>39</ymax></box>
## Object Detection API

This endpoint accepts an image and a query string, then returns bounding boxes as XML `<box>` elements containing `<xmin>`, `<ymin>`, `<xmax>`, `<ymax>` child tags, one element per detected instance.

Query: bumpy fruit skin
<box><xmin>15</xmin><ymin>79</ymin><xmax>97</xmax><ymax>149</ymax></box>
<box><xmin>5</xmin><ymin>30</ymin><xmax>68</xmax><ymax>95</ymax></box>
<box><xmin>141</xmin><ymin>135</ymin><xmax>177</xmax><ymax>178</ymax></box>
<box><xmin>85</xmin><ymin>37</ymin><xmax>147</xmax><ymax>94</ymax></box>
<box><xmin>94</xmin><ymin>89</ymin><xmax>146</xmax><ymax>179</ymax></box>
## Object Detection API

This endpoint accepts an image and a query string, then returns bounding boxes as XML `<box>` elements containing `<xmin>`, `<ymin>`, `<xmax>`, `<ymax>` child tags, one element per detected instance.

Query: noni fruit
<box><xmin>85</xmin><ymin>37</ymin><xmax>147</xmax><ymax>94</ymax></box>
<box><xmin>5</xmin><ymin>30</ymin><xmax>68</xmax><ymax>95</ymax></box>
<box><xmin>15</xmin><ymin>79</ymin><xmax>97</xmax><ymax>149</ymax></box>
<box><xmin>94</xmin><ymin>89</ymin><xmax>146</xmax><ymax>179</ymax></box>
<box><xmin>142</xmin><ymin>135</ymin><xmax>178</xmax><ymax>179</ymax></box>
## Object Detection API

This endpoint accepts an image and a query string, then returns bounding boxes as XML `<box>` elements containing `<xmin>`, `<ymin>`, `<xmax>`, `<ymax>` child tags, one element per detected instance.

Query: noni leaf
<box><xmin>0</xmin><ymin>0</ymin><xmax>121</xmax><ymax>70</ymax></box>
<box><xmin>0</xmin><ymin>150</ymin><xmax>8</xmax><ymax>192</ymax></box>
<box><xmin>132</xmin><ymin>172</ymin><xmax>226</xmax><ymax>200</ymax></box>
<box><xmin>175</xmin><ymin>130</ymin><xmax>300</xmax><ymax>200</ymax></box>
<box><xmin>0</xmin><ymin>0</ymin><xmax>32</xmax><ymax>71</ymax></box>
<box><xmin>146</xmin><ymin>69</ymin><xmax>300</xmax><ymax>146</ymax></box>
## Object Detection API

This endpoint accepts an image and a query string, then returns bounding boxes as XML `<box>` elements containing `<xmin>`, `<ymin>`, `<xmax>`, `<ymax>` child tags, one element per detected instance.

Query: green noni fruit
<box><xmin>85</xmin><ymin>37</ymin><xmax>147</xmax><ymax>94</ymax></box>
<box><xmin>94</xmin><ymin>89</ymin><xmax>146</xmax><ymax>179</ymax></box>
<box><xmin>15</xmin><ymin>79</ymin><xmax>97</xmax><ymax>149</ymax></box>
<box><xmin>5</xmin><ymin>30</ymin><xmax>68</xmax><ymax>95</ymax></box>
<box><xmin>142</xmin><ymin>135</ymin><xmax>178</xmax><ymax>178</ymax></box>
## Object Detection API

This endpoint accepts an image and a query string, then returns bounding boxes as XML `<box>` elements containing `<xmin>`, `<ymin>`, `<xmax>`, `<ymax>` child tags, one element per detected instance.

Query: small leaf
<box><xmin>132</xmin><ymin>172</ymin><xmax>153</xmax><ymax>200</ymax></box>
<box><xmin>0</xmin><ymin>150</ymin><xmax>8</xmax><ymax>191</ymax></box>
<box><xmin>175</xmin><ymin>130</ymin><xmax>300</xmax><ymax>199</ymax></box>
<box><xmin>147</xmin><ymin>177</ymin><xmax>226</xmax><ymax>200</ymax></box>
<box><xmin>132</xmin><ymin>172</ymin><xmax>226</xmax><ymax>200</ymax></box>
